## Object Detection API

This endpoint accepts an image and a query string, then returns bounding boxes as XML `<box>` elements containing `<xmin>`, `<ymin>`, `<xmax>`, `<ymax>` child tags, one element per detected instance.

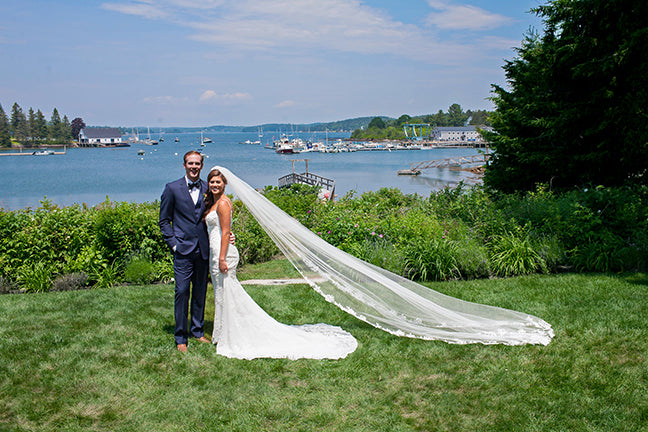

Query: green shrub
<box><xmin>153</xmin><ymin>256</ymin><xmax>174</xmax><ymax>284</ymax></box>
<box><xmin>489</xmin><ymin>229</ymin><xmax>548</xmax><ymax>277</ymax></box>
<box><xmin>404</xmin><ymin>238</ymin><xmax>461</xmax><ymax>282</ymax></box>
<box><xmin>17</xmin><ymin>261</ymin><xmax>52</xmax><ymax>293</ymax></box>
<box><xmin>90</xmin><ymin>261</ymin><xmax>121</xmax><ymax>289</ymax></box>
<box><xmin>93</xmin><ymin>199</ymin><xmax>166</xmax><ymax>263</ymax></box>
<box><xmin>124</xmin><ymin>255</ymin><xmax>155</xmax><ymax>285</ymax></box>
<box><xmin>347</xmin><ymin>238</ymin><xmax>406</xmax><ymax>276</ymax></box>
<box><xmin>1</xmin><ymin>182</ymin><xmax>647</xmax><ymax>287</ymax></box>
<box><xmin>232</xmin><ymin>201</ymin><xmax>279</xmax><ymax>265</ymax></box>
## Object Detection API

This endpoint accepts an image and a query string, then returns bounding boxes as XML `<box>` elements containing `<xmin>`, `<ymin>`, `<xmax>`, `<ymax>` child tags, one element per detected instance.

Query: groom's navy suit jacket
<box><xmin>159</xmin><ymin>177</ymin><xmax>209</xmax><ymax>261</ymax></box>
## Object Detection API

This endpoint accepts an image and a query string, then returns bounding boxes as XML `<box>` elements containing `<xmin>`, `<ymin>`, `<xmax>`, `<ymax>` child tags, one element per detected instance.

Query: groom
<box><xmin>159</xmin><ymin>150</ymin><xmax>212</xmax><ymax>352</ymax></box>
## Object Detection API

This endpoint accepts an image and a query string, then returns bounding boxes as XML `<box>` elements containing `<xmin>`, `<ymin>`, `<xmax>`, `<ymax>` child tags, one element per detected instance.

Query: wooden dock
<box><xmin>278</xmin><ymin>159</ymin><xmax>336</xmax><ymax>200</ymax></box>
<box><xmin>399</xmin><ymin>153</ymin><xmax>490</xmax><ymax>175</ymax></box>
<box><xmin>0</xmin><ymin>146</ymin><xmax>67</xmax><ymax>156</ymax></box>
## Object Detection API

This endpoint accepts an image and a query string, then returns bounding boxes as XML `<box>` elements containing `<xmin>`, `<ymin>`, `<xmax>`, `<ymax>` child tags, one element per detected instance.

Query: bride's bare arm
<box><xmin>217</xmin><ymin>198</ymin><xmax>233</xmax><ymax>273</ymax></box>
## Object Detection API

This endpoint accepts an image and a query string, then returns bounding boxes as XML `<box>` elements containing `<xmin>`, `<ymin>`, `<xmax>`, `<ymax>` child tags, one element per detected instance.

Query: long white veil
<box><xmin>213</xmin><ymin>166</ymin><xmax>554</xmax><ymax>346</ymax></box>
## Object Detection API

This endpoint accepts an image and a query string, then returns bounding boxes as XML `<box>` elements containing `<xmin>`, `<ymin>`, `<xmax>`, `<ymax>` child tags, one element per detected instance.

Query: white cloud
<box><xmin>143</xmin><ymin>95</ymin><xmax>183</xmax><ymax>104</ymax></box>
<box><xmin>199</xmin><ymin>90</ymin><xmax>253</xmax><ymax>103</ymax></box>
<box><xmin>100</xmin><ymin>0</ymin><xmax>482</xmax><ymax>63</ymax></box>
<box><xmin>101</xmin><ymin>2</ymin><xmax>169</xmax><ymax>20</ymax></box>
<box><xmin>275</xmin><ymin>100</ymin><xmax>296</xmax><ymax>108</ymax></box>
<box><xmin>425</xmin><ymin>1</ymin><xmax>512</xmax><ymax>31</ymax></box>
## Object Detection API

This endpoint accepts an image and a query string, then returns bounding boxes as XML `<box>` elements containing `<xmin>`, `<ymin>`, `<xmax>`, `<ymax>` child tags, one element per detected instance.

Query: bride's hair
<box><xmin>203</xmin><ymin>169</ymin><xmax>228</xmax><ymax>219</ymax></box>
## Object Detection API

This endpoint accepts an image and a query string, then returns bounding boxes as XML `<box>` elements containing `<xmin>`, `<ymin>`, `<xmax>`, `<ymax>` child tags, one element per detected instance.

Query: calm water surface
<box><xmin>0</xmin><ymin>131</ymin><xmax>483</xmax><ymax>210</ymax></box>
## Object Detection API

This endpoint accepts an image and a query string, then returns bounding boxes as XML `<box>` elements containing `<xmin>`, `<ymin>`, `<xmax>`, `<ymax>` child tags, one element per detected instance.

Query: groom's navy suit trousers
<box><xmin>159</xmin><ymin>177</ymin><xmax>210</xmax><ymax>345</ymax></box>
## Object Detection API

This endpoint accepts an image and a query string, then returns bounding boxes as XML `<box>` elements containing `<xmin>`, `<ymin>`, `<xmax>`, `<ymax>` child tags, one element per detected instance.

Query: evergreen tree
<box><xmin>27</xmin><ymin>108</ymin><xmax>36</xmax><ymax>145</ymax></box>
<box><xmin>62</xmin><ymin>115</ymin><xmax>72</xmax><ymax>142</ymax></box>
<box><xmin>446</xmin><ymin>103</ymin><xmax>469</xmax><ymax>126</ymax></box>
<box><xmin>0</xmin><ymin>104</ymin><xmax>11</xmax><ymax>148</ymax></box>
<box><xmin>49</xmin><ymin>108</ymin><xmax>63</xmax><ymax>143</ymax></box>
<box><xmin>34</xmin><ymin>110</ymin><xmax>48</xmax><ymax>143</ymax></box>
<box><xmin>10</xmin><ymin>103</ymin><xmax>28</xmax><ymax>144</ymax></box>
<box><xmin>485</xmin><ymin>0</ymin><xmax>648</xmax><ymax>192</ymax></box>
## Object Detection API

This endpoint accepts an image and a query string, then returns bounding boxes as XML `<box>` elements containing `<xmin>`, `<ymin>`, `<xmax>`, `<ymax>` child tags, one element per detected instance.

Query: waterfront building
<box><xmin>431</xmin><ymin>126</ymin><xmax>492</xmax><ymax>143</ymax></box>
<box><xmin>79</xmin><ymin>128</ymin><xmax>123</xmax><ymax>147</ymax></box>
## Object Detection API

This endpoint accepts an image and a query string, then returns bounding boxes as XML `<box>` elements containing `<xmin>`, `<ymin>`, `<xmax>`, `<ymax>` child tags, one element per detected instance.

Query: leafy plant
<box><xmin>124</xmin><ymin>255</ymin><xmax>155</xmax><ymax>285</ymax></box>
<box><xmin>16</xmin><ymin>261</ymin><xmax>52</xmax><ymax>293</ymax></box>
<box><xmin>404</xmin><ymin>238</ymin><xmax>461</xmax><ymax>281</ymax></box>
<box><xmin>490</xmin><ymin>230</ymin><xmax>548</xmax><ymax>277</ymax></box>
<box><xmin>90</xmin><ymin>261</ymin><xmax>121</xmax><ymax>289</ymax></box>
<box><xmin>153</xmin><ymin>256</ymin><xmax>174</xmax><ymax>284</ymax></box>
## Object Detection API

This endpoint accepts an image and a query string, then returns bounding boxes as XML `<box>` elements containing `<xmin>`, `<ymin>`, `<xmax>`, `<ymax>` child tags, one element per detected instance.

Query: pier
<box><xmin>278</xmin><ymin>159</ymin><xmax>336</xmax><ymax>201</ymax></box>
<box><xmin>398</xmin><ymin>153</ymin><xmax>490</xmax><ymax>175</ymax></box>
<box><xmin>0</xmin><ymin>146</ymin><xmax>67</xmax><ymax>156</ymax></box>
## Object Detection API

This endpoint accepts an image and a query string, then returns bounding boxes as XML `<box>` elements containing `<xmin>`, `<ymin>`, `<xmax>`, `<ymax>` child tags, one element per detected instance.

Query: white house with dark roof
<box><xmin>79</xmin><ymin>128</ymin><xmax>123</xmax><ymax>146</ymax></box>
<box><xmin>432</xmin><ymin>126</ymin><xmax>492</xmax><ymax>143</ymax></box>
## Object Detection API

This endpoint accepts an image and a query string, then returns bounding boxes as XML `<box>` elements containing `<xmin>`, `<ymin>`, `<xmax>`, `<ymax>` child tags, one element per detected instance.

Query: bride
<box><xmin>204</xmin><ymin>168</ymin><xmax>358</xmax><ymax>360</ymax></box>
<box><xmin>204</xmin><ymin>166</ymin><xmax>554</xmax><ymax>360</ymax></box>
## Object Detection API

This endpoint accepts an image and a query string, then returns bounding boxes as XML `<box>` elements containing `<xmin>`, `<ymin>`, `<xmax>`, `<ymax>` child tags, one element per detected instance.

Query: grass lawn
<box><xmin>1</xmin><ymin>259</ymin><xmax>646</xmax><ymax>431</ymax></box>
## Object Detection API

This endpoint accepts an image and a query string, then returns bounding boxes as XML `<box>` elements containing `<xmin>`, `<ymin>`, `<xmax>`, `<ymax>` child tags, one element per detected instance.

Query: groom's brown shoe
<box><xmin>177</xmin><ymin>344</ymin><xmax>188</xmax><ymax>352</ymax></box>
<box><xmin>195</xmin><ymin>336</ymin><xmax>211</xmax><ymax>343</ymax></box>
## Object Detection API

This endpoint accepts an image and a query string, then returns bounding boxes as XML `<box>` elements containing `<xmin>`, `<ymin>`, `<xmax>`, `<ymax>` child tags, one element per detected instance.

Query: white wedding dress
<box><xmin>206</xmin><ymin>209</ymin><xmax>358</xmax><ymax>360</ymax></box>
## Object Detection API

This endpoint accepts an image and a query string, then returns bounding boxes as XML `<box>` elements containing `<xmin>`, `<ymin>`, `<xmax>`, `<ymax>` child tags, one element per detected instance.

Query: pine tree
<box><xmin>485</xmin><ymin>0</ymin><xmax>648</xmax><ymax>192</ymax></box>
<box><xmin>49</xmin><ymin>108</ymin><xmax>63</xmax><ymax>143</ymax></box>
<box><xmin>10</xmin><ymin>103</ymin><xmax>28</xmax><ymax>144</ymax></box>
<box><xmin>34</xmin><ymin>110</ymin><xmax>48</xmax><ymax>143</ymax></box>
<box><xmin>0</xmin><ymin>104</ymin><xmax>11</xmax><ymax>148</ymax></box>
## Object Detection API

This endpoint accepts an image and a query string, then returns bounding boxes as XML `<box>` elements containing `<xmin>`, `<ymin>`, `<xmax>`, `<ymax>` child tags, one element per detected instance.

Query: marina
<box><xmin>0</xmin><ymin>131</ymin><xmax>484</xmax><ymax>210</ymax></box>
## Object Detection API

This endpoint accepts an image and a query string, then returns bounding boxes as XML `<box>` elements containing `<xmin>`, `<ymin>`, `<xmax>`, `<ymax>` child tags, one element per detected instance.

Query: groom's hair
<box><xmin>183</xmin><ymin>150</ymin><xmax>204</xmax><ymax>164</ymax></box>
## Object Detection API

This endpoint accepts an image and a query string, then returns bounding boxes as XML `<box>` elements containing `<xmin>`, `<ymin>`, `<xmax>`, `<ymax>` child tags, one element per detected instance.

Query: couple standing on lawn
<box><xmin>159</xmin><ymin>151</ymin><xmax>554</xmax><ymax>360</ymax></box>
<box><xmin>158</xmin><ymin>151</ymin><xmax>357</xmax><ymax>360</ymax></box>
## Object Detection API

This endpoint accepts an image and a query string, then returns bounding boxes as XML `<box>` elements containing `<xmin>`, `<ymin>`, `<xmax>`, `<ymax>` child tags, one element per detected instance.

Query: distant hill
<box><xmin>239</xmin><ymin>117</ymin><xmax>392</xmax><ymax>133</ymax></box>
<box><xmin>123</xmin><ymin>117</ymin><xmax>394</xmax><ymax>135</ymax></box>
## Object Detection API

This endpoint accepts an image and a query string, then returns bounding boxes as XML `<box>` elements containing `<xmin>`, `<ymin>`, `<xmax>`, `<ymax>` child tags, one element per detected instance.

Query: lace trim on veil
<box><xmin>212</xmin><ymin>166</ymin><xmax>554</xmax><ymax>346</ymax></box>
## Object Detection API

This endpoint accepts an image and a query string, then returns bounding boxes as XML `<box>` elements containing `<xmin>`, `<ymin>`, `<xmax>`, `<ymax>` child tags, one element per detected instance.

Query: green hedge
<box><xmin>1</xmin><ymin>183</ymin><xmax>647</xmax><ymax>293</ymax></box>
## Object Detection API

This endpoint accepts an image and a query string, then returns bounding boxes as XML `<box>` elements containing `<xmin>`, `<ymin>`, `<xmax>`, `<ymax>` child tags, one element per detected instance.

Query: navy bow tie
<box><xmin>188</xmin><ymin>181</ymin><xmax>200</xmax><ymax>190</ymax></box>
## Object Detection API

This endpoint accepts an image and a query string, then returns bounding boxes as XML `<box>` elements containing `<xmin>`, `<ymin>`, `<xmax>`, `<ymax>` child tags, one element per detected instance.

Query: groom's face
<box><xmin>184</xmin><ymin>154</ymin><xmax>203</xmax><ymax>182</ymax></box>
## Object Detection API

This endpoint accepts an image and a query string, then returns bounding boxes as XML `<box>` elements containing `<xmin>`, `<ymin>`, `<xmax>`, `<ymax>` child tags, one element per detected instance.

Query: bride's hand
<box><xmin>229</xmin><ymin>232</ymin><xmax>236</xmax><ymax>245</ymax></box>
<box><xmin>219</xmin><ymin>258</ymin><xmax>229</xmax><ymax>273</ymax></box>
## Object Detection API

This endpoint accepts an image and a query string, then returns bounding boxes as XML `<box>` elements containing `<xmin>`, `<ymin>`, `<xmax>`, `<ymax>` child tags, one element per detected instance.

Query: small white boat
<box><xmin>32</xmin><ymin>150</ymin><xmax>54</xmax><ymax>156</ymax></box>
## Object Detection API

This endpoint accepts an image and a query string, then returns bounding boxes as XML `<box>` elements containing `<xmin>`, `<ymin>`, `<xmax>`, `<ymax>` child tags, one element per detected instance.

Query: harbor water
<box><xmin>0</xmin><ymin>131</ymin><xmax>484</xmax><ymax>210</ymax></box>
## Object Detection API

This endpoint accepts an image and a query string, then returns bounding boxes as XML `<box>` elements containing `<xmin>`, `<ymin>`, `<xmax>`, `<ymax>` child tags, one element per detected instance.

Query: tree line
<box><xmin>350</xmin><ymin>104</ymin><xmax>491</xmax><ymax>140</ymax></box>
<box><xmin>0</xmin><ymin>102</ymin><xmax>86</xmax><ymax>148</ymax></box>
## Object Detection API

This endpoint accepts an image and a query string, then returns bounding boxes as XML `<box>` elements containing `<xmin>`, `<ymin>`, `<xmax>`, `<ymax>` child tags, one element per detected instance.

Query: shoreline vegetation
<box><xmin>0</xmin><ymin>101</ymin><xmax>489</xmax><ymax>149</ymax></box>
<box><xmin>1</xmin><ymin>182</ymin><xmax>646</xmax><ymax>295</ymax></box>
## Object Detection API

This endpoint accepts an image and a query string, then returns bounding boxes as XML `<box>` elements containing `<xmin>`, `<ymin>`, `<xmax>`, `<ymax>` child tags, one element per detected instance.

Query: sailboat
<box><xmin>145</xmin><ymin>127</ymin><xmax>158</xmax><ymax>145</ymax></box>
<box><xmin>200</xmin><ymin>130</ymin><xmax>210</xmax><ymax>146</ymax></box>
<box><xmin>201</xmin><ymin>130</ymin><xmax>212</xmax><ymax>144</ymax></box>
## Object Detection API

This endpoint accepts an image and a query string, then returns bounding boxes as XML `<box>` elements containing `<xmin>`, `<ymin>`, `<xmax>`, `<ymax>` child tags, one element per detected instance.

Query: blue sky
<box><xmin>0</xmin><ymin>0</ymin><xmax>545</xmax><ymax>127</ymax></box>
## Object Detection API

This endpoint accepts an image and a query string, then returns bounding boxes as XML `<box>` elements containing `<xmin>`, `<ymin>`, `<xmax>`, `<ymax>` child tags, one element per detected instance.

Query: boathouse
<box><xmin>79</xmin><ymin>128</ymin><xmax>123</xmax><ymax>147</ymax></box>
<box><xmin>431</xmin><ymin>126</ymin><xmax>492</xmax><ymax>143</ymax></box>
